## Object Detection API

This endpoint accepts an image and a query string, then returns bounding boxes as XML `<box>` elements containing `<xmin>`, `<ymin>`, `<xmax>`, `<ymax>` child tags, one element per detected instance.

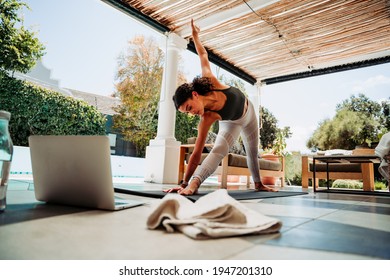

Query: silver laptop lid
<box><xmin>29</xmin><ymin>135</ymin><xmax>117</xmax><ymax>210</ymax></box>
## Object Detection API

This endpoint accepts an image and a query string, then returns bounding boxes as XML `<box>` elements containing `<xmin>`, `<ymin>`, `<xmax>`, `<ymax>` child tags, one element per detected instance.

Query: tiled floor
<box><xmin>1</xmin><ymin>176</ymin><xmax>389</xmax><ymax>260</ymax></box>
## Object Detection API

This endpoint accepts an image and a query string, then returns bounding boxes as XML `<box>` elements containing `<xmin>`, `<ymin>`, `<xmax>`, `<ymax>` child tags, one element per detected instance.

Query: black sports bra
<box><xmin>210</xmin><ymin>87</ymin><xmax>247</xmax><ymax>120</ymax></box>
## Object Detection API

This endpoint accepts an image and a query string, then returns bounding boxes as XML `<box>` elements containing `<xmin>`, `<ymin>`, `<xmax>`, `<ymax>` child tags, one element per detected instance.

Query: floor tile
<box><xmin>319</xmin><ymin>210</ymin><xmax>390</xmax><ymax>232</ymax></box>
<box><xmin>269</xmin><ymin>215</ymin><xmax>312</xmax><ymax>228</ymax></box>
<box><xmin>266</xmin><ymin>220</ymin><xmax>390</xmax><ymax>259</ymax></box>
<box><xmin>244</xmin><ymin>202</ymin><xmax>337</xmax><ymax>219</ymax></box>
<box><xmin>342</xmin><ymin>204</ymin><xmax>390</xmax><ymax>215</ymax></box>
<box><xmin>260</xmin><ymin>197</ymin><xmax>355</xmax><ymax>210</ymax></box>
<box><xmin>228</xmin><ymin>244</ymin><xmax>380</xmax><ymax>260</ymax></box>
<box><xmin>4</xmin><ymin>178</ymin><xmax>389</xmax><ymax>260</ymax></box>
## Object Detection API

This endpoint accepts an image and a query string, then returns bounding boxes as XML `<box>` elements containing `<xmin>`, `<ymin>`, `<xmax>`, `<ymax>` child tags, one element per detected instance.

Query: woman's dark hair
<box><xmin>172</xmin><ymin>76</ymin><xmax>212</xmax><ymax>110</ymax></box>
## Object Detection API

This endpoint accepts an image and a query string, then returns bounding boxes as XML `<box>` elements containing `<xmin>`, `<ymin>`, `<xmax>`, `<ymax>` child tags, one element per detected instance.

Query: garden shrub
<box><xmin>332</xmin><ymin>179</ymin><xmax>387</xmax><ymax>190</ymax></box>
<box><xmin>332</xmin><ymin>180</ymin><xmax>363</xmax><ymax>189</ymax></box>
<box><xmin>0</xmin><ymin>74</ymin><xmax>106</xmax><ymax>146</ymax></box>
<box><xmin>285</xmin><ymin>152</ymin><xmax>302</xmax><ymax>185</ymax></box>
<box><xmin>374</xmin><ymin>181</ymin><xmax>387</xmax><ymax>191</ymax></box>
<box><xmin>288</xmin><ymin>174</ymin><xmax>302</xmax><ymax>186</ymax></box>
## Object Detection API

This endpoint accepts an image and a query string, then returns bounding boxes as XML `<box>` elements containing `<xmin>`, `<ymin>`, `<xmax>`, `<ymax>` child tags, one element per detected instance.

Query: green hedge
<box><xmin>332</xmin><ymin>180</ymin><xmax>363</xmax><ymax>189</ymax></box>
<box><xmin>0</xmin><ymin>74</ymin><xmax>106</xmax><ymax>146</ymax></box>
<box><xmin>332</xmin><ymin>179</ymin><xmax>387</xmax><ymax>190</ymax></box>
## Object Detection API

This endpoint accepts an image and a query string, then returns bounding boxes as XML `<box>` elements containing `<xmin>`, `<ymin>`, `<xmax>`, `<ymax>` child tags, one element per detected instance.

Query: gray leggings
<box><xmin>193</xmin><ymin>101</ymin><xmax>261</xmax><ymax>183</ymax></box>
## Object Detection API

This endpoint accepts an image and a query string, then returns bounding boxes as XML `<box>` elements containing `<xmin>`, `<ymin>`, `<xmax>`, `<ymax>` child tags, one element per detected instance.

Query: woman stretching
<box><xmin>167</xmin><ymin>20</ymin><xmax>277</xmax><ymax>195</ymax></box>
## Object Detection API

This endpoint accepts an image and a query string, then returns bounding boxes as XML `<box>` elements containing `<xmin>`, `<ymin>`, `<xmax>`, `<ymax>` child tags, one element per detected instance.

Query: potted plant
<box><xmin>261</xmin><ymin>129</ymin><xmax>290</xmax><ymax>185</ymax></box>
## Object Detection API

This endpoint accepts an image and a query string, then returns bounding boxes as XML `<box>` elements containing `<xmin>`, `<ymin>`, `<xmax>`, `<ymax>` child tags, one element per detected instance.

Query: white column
<box><xmin>144</xmin><ymin>33</ymin><xmax>188</xmax><ymax>184</ymax></box>
<box><xmin>247</xmin><ymin>81</ymin><xmax>262</xmax><ymax>126</ymax></box>
<box><xmin>247</xmin><ymin>82</ymin><xmax>262</xmax><ymax>153</ymax></box>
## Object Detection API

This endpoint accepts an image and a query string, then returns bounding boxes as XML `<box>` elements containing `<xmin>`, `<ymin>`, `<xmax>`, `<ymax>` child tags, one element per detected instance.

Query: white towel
<box><xmin>375</xmin><ymin>132</ymin><xmax>390</xmax><ymax>180</ymax></box>
<box><xmin>146</xmin><ymin>189</ymin><xmax>282</xmax><ymax>240</ymax></box>
<box><xmin>323</xmin><ymin>149</ymin><xmax>353</xmax><ymax>156</ymax></box>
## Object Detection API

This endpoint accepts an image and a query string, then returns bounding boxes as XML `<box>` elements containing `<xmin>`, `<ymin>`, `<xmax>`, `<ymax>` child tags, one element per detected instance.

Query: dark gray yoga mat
<box><xmin>114</xmin><ymin>187</ymin><xmax>308</xmax><ymax>202</ymax></box>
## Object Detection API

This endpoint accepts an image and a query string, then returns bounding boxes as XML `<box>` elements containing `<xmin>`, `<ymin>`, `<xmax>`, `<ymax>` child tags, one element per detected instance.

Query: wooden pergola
<box><xmin>102</xmin><ymin>0</ymin><xmax>390</xmax><ymax>84</ymax></box>
<box><xmin>101</xmin><ymin>0</ymin><xmax>390</xmax><ymax>184</ymax></box>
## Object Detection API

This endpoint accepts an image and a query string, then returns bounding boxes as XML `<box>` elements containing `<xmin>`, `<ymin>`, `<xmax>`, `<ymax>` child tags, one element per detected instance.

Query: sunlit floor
<box><xmin>2</xmin><ymin>175</ymin><xmax>390</xmax><ymax>260</ymax></box>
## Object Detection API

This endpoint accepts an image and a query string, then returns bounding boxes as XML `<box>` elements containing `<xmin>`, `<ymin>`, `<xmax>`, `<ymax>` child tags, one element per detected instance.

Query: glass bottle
<box><xmin>0</xmin><ymin>111</ymin><xmax>13</xmax><ymax>212</ymax></box>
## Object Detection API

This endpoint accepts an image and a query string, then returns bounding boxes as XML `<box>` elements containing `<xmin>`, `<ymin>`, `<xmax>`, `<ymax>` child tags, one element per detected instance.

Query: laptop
<box><xmin>28</xmin><ymin>135</ymin><xmax>144</xmax><ymax>210</ymax></box>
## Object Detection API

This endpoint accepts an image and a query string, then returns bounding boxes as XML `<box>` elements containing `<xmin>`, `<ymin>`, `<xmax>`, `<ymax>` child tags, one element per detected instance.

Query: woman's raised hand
<box><xmin>191</xmin><ymin>19</ymin><xmax>200</xmax><ymax>37</ymax></box>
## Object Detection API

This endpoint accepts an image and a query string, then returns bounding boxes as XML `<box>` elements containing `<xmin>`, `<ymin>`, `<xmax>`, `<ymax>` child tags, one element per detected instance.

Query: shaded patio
<box><xmin>2</xmin><ymin>175</ymin><xmax>389</xmax><ymax>259</ymax></box>
<box><xmin>2</xmin><ymin>138</ymin><xmax>389</xmax><ymax>260</ymax></box>
<box><xmin>100</xmin><ymin>0</ymin><xmax>390</xmax><ymax>184</ymax></box>
<box><xmin>2</xmin><ymin>0</ymin><xmax>389</xmax><ymax>262</ymax></box>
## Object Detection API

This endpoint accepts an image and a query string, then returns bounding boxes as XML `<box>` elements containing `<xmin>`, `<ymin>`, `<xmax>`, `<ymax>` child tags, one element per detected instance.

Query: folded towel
<box><xmin>375</xmin><ymin>132</ymin><xmax>390</xmax><ymax>180</ymax></box>
<box><xmin>146</xmin><ymin>189</ymin><xmax>282</xmax><ymax>240</ymax></box>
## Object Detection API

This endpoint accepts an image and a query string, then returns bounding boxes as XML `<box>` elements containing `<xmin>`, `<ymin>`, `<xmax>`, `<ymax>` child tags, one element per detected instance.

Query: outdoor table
<box><xmin>312</xmin><ymin>154</ymin><xmax>387</xmax><ymax>195</ymax></box>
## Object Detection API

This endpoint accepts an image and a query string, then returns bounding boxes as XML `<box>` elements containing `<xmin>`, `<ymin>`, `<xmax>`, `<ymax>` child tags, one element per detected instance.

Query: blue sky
<box><xmin>21</xmin><ymin>0</ymin><xmax>390</xmax><ymax>152</ymax></box>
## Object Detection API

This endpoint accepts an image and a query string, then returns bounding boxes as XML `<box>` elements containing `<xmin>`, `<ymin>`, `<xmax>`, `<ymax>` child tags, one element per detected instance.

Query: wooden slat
<box><xmin>120</xmin><ymin>0</ymin><xmax>390</xmax><ymax>81</ymax></box>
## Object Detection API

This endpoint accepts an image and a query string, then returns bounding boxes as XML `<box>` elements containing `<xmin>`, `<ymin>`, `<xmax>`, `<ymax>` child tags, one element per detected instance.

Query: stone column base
<box><xmin>144</xmin><ymin>138</ymin><xmax>181</xmax><ymax>184</ymax></box>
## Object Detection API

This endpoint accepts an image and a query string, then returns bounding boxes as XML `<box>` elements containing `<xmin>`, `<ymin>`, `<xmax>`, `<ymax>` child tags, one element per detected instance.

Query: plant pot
<box><xmin>261</xmin><ymin>153</ymin><xmax>280</xmax><ymax>161</ymax></box>
<box><xmin>218</xmin><ymin>175</ymin><xmax>240</xmax><ymax>183</ymax></box>
<box><xmin>261</xmin><ymin>153</ymin><xmax>280</xmax><ymax>186</ymax></box>
<box><xmin>261</xmin><ymin>176</ymin><xmax>276</xmax><ymax>185</ymax></box>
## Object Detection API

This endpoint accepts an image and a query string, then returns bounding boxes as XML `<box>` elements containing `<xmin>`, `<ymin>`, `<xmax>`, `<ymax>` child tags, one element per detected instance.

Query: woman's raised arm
<box><xmin>191</xmin><ymin>19</ymin><xmax>213</xmax><ymax>78</ymax></box>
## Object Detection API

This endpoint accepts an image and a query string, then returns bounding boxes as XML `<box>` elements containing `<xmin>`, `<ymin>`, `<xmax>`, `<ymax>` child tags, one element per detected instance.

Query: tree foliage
<box><xmin>0</xmin><ymin>0</ymin><xmax>45</xmax><ymax>74</ymax></box>
<box><xmin>113</xmin><ymin>36</ymin><xmax>197</xmax><ymax>157</ymax></box>
<box><xmin>380</xmin><ymin>98</ymin><xmax>390</xmax><ymax>133</ymax></box>
<box><xmin>336</xmin><ymin>93</ymin><xmax>384</xmax><ymax>143</ymax></box>
<box><xmin>113</xmin><ymin>36</ymin><xmax>162</xmax><ymax>157</ymax></box>
<box><xmin>259</xmin><ymin>107</ymin><xmax>291</xmax><ymax>150</ymax></box>
<box><xmin>0</xmin><ymin>74</ymin><xmax>106</xmax><ymax>146</ymax></box>
<box><xmin>174</xmin><ymin>113</ymin><xmax>199</xmax><ymax>144</ymax></box>
<box><xmin>259</xmin><ymin>107</ymin><xmax>278</xmax><ymax>149</ymax></box>
<box><xmin>307</xmin><ymin>94</ymin><xmax>388</xmax><ymax>151</ymax></box>
<box><xmin>0</xmin><ymin>1</ymin><xmax>104</xmax><ymax>146</ymax></box>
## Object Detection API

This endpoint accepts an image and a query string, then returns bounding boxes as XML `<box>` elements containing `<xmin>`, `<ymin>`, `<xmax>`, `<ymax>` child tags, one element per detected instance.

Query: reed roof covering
<box><xmin>103</xmin><ymin>0</ymin><xmax>390</xmax><ymax>84</ymax></box>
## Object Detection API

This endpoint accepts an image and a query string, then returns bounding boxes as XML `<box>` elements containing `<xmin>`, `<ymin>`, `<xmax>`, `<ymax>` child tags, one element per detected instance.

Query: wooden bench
<box><xmin>178</xmin><ymin>140</ymin><xmax>285</xmax><ymax>188</ymax></box>
<box><xmin>301</xmin><ymin>149</ymin><xmax>377</xmax><ymax>191</ymax></box>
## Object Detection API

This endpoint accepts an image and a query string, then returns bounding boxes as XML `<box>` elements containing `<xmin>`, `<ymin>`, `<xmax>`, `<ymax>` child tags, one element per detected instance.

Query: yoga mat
<box><xmin>114</xmin><ymin>187</ymin><xmax>308</xmax><ymax>202</ymax></box>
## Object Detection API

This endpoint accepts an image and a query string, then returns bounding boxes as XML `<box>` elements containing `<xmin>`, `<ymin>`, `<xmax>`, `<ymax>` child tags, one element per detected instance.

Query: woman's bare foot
<box><xmin>255</xmin><ymin>182</ymin><xmax>278</xmax><ymax>192</ymax></box>
<box><xmin>179</xmin><ymin>178</ymin><xmax>200</xmax><ymax>195</ymax></box>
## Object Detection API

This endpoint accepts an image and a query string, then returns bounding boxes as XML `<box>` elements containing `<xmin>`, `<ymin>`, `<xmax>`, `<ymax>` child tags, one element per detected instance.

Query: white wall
<box><xmin>10</xmin><ymin>146</ymin><xmax>145</xmax><ymax>178</ymax></box>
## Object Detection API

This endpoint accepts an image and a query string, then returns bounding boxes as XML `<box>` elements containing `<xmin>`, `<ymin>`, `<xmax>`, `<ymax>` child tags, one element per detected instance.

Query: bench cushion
<box><xmin>309</xmin><ymin>163</ymin><xmax>361</xmax><ymax>172</ymax></box>
<box><xmin>185</xmin><ymin>153</ymin><xmax>282</xmax><ymax>171</ymax></box>
<box><xmin>228</xmin><ymin>154</ymin><xmax>281</xmax><ymax>171</ymax></box>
